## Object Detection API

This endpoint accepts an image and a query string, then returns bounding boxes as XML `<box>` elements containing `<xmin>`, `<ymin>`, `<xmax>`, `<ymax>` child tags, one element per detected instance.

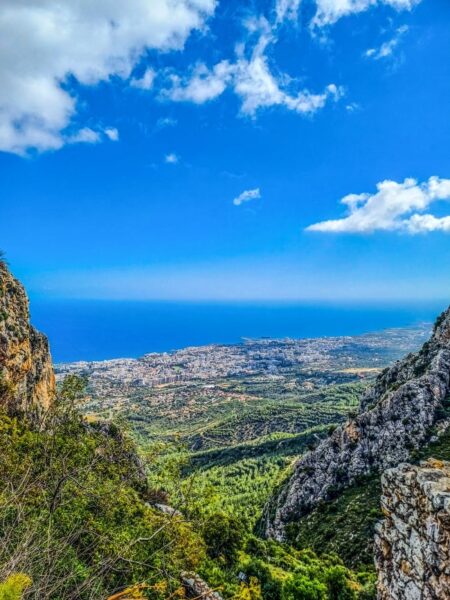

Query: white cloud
<box><xmin>1</xmin><ymin>0</ymin><xmax>420</xmax><ymax>157</ymax></box>
<box><xmin>0</xmin><ymin>0</ymin><xmax>216</xmax><ymax>155</ymax></box>
<box><xmin>275</xmin><ymin>0</ymin><xmax>302</xmax><ymax>24</ymax></box>
<box><xmin>365</xmin><ymin>25</ymin><xmax>408</xmax><ymax>59</ymax></box>
<box><xmin>165</xmin><ymin>18</ymin><xmax>342</xmax><ymax>117</ymax></box>
<box><xmin>233</xmin><ymin>23</ymin><xmax>343</xmax><ymax>115</ymax></box>
<box><xmin>233</xmin><ymin>188</ymin><xmax>261</xmax><ymax>206</ymax></box>
<box><xmin>131</xmin><ymin>68</ymin><xmax>156</xmax><ymax>90</ymax></box>
<box><xmin>165</xmin><ymin>61</ymin><xmax>234</xmax><ymax>103</ymax></box>
<box><xmin>68</xmin><ymin>126</ymin><xmax>119</xmax><ymax>144</ymax></box>
<box><xmin>165</xmin><ymin>153</ymin><xmax>179</xmax><ymax>164</ymax></box>
<box><xmin>104</xmin><ymin>127</ymin><xmax>119</xmax><ymax>141</ymax></box>
<box><xmin>306</xmin><ymin>177</ymin><xmax>450</xmax><ymax>234</ymax></box>
<box><xmin>312</xmin><ymin>0</ymin><xmax>421</xmax><ymax>27</ymax></box>
<box><xmin>345</xmin><ymin>102</ymin><xmax>360</xmax><ymax>112</ymax></box>
<box><xmin>68</xmin><ymin>128</ymin><xmax>101</xmax><ymax>144</ymax></box>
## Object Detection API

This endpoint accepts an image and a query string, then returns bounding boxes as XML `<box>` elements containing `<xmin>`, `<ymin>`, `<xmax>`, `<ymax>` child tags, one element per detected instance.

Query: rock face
<box><xmin>375</xmin><ymin>459</ymin><xmax>450</xmax><ymax>599</ymax></box>
<box><xmin>266</xmin><ymin>307</ymin><xmax>450</xmax><ymax>540</ymax></box>
<box><xmin>181</xmin><ymin>572</ymin><xmax>223</xmax><ymax>600</ymax></box>
<box><xmin>0</xmin><ymin>262</ymin><xmax>55</xmax><ymax>412</ymax></box>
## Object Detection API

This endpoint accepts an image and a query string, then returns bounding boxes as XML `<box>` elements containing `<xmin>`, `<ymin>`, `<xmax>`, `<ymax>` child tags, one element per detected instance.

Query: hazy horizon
<box><xmin>28</xmin><ymin>297</ymin><xmax>443</xmax><ymax>362</ymax></box>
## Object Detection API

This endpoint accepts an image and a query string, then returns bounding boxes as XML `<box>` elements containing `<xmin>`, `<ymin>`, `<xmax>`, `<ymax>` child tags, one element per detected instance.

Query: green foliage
<box><xmin>417</xmin><ymin>426</ymin><xmax>450</xmax><ymax>461</ymax></box>
<box><xmin>139</xmin><ymin>377</ymin><xmax>379</xmax><ymax>597</ymax></box>
<box><xmin>187</xmin><ymin>426</ymin><xmax>331</xmax><ymax>471</ymax></box>
<box><xmin>110</xmin><ymin>380</ymin><xmax>365</xmax><ymax>454</ymax></box>
<box><xmin>0</xmin><ymin>373</ymin><xmax>14</xmax><ymax>405</ymax></box>
<box><xmin>0</xmin><ymin>372</ymin><xmax>379</xmax><ymax>600</ymax></box>
<box><xmin>281</xmin><ymin>574</ymin><xmax>327</xmax><ymax>600</ymax></box>
<box><xmin>58</xmin><ymin>374</ymin><xmax>88</xmax><ymax>403</ymax></box>
<box><xmin>324</xmin><ymin>566</ymin><xmax>358</xmax><ymax>600</ymax></box>
<box><xmin>231</xmin><ymin>539</ymin><xmax>372</xmax><ymax>600</ymax></box>
<box><xmin>433</xmin><ymin>310</ymin><xmax>447</xmax><ymax>333</ymax></box>
<box><xmin>0</xmin><ymin>574</ymin><xmax>31</xmax><ymax>600</ymax></box>
<box><xmin>0</xmin><ymin>381</ymin><xmax>205</xmax><ymax>599</ymax></box>
<box><xmin>182</xmin><ymin>454</ymin><xmax>291</xmax><ymax>527</ymax></box>
<box><xmin>202</xmin><ymin>513</ymin><xmax>245</xmax><ymax>566</ymax></box>
<box><xmin>289</xmin><ymin>477</ymin><xmax>382</xmax><ymax>569</ymax></box>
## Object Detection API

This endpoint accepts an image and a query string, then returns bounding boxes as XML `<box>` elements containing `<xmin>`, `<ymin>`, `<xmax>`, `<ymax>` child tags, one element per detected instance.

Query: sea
<box><xmin>28</xmin><ymin>299</ymin><xmax>448</xmax><ymax>364</ymax></box>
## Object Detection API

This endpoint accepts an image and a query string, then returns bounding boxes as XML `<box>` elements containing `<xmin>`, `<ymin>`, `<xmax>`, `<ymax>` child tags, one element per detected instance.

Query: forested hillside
<box><xmin>4</xmin><ymin>261</ymin><xmax>446</xmax><ymax>600</ymax></box>
<box><xmin>0</xmin><ymin>263</ymin><xmax>378</xmax><ymax>599</ymax></box>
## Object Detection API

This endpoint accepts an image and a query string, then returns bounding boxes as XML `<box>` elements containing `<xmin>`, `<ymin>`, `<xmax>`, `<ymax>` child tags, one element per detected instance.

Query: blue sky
<box><xmin>1</xmin><ymin>0</ymin><xmax>450</xmax><ymax>301</ymax></box>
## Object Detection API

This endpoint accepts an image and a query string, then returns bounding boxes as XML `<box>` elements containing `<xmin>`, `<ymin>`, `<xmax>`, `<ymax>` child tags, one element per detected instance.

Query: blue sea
<box><xmin>29</xmin><ymin>299</ymin><xmax>447</xmax><ymax>363</ymax></box>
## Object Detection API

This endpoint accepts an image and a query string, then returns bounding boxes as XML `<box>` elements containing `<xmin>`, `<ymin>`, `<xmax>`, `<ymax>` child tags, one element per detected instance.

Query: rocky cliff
<box><xmin>266</xmin><ymin>307</ymin><xmax>450</xmax><ymax>540</ymax></box>
<box><xmin>375</xmin><ymin>459</ymin><xmax>450</xmax><ymax>599</ymax></box>
<box><xmin>0</xmin><ymin>261</ymin><xmax>55</xmax><ymax>412</ymax></box>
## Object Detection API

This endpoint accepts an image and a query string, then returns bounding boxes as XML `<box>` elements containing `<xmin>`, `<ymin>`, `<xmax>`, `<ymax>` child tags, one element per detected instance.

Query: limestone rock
<box><xmin>153</xmin><ymin>503</ymin><xmax>183</xmax><ymax>518</ymax></box>
<box><xmin>375</xmin><ymin>460</ymin><xmax>450</xmax><ymax>599</ymax></box>
<box><xmin>0</xmin><ymin>262</ymin><xmax>55</xmax><ymax>412</ymax></box>
<box><xmin>181</xmin><ymin>572</ymin><xmax>223</xmax><ymax>600</ymax></box>
<box><xmin>266</xmin><ymin>307</ymin><xmax>450</xmax><ymax>540</ymax></box>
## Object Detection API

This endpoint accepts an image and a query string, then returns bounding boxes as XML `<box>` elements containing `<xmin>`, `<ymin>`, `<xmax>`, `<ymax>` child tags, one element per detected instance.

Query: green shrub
<box><xmin>202</xmin><ymin>512</ymin><xmax>245</xmax><ymax>566</ymax></box>
<box><xmin>324</xmin><ymin>566</ymin><xmax>358</xmax><ymax>600</ymax></box>
<box><xmin>0</xmin><ymin>574</ymin><xmax>32</xmax><ymax>600</ymax></box>
<box><xmin>282</xmin><ymin>574</ymin><xmax>327</xmax><ymax>600</ymax></box>
<box><xmin>0</xmin><ymin>386</ymin><xmax>204</xmax><ymax>598</ymax></box>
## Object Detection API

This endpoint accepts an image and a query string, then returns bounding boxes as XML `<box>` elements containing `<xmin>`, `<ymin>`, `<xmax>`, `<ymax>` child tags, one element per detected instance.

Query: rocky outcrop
<box><xmin>375</xmin><ymin>459</ymin><xmax>450</xmax><ymax>599</ymax></box>
<box><xmin>266</xmin><ymin>307</ymin><xmax>450</xmax><ymax>540</ymax></box>
<box><xmin>0</xmin><ymin>262</ymin><xmax>55</xmax><ymax>413</ymax></box>
<box><xmin>153</xmin><ymin>503</ymin><xmax>183</xmax><ymax>518</ymax></box>
<box><xmin>181</xmin><ymin>572</ymin><xmax>223</xmax><ymax>600</ymax></box>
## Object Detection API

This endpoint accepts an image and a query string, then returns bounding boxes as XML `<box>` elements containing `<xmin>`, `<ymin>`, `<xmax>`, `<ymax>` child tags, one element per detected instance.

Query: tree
<box><xmin>281</xmin><ymin>574</ymin><xmax>327</xmax><ymax>600</ymax></box>
<box><xmin>202</xmin><ymin>512</ymin><xmax>245</xmax><ymax>566</ymax></box>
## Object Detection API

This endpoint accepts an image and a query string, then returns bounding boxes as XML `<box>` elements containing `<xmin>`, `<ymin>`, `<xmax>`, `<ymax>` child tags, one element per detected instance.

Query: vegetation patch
<box><xmin>288</xmin><ymin>477</ymin><xmax>382</xmax><ymax>570</ymax></box>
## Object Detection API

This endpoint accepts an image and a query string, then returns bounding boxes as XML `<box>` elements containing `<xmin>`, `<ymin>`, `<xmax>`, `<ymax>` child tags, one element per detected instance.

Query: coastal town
<box><xmin>55</xmin><ymin>325</ymin><xmax>430</xmax><ymax>433</ymax></box>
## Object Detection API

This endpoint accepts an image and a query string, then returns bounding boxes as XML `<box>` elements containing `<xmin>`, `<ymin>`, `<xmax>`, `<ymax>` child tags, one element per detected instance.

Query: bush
<box><xmin>0</xmin><ymin>574</ymin><xmax>32</xmax><ymax>600</ymax></box>
<box><xmin>324</xmin><ymin>566</ymin><xmax>358</xmax><ymax>600</ymax></box>
<box><xmin>202</xmin><ymin>512</ymin><xmax>245</xmax><ymax>565</ymax></box>
<box><xmin>281</xmin><ymin>574</ymin><xmax>327</xmax><ymax>600</ymax></box>
<box><xmin>244</xmin><ymin>558</ymin><xmax>283</xmax><ymax>600</ymax></box>
<box><xmin>0</xmin><ymin>383</ymin><xmax>205</xmax><ymax>599</ymax></box>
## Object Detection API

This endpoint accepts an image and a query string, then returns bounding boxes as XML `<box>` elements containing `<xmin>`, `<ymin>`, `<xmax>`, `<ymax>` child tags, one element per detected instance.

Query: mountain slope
<box><xmin>0</xmin><ymin>263</ymin><xmax>377</xmax><ymax>599</ymax></box>
<box><xmin>266</xmin><ymin>306</ymin><xmax>450</xmax><ymax>540</ymax></box>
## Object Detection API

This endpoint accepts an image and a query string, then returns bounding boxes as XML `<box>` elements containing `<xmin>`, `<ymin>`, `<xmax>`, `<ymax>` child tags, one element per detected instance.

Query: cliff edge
<box><xmin>0</xmin><ymin>261</ymin><xmax>55</xmax><ymax>412</ymax></box>
<box><xmin>266</xmin><ymin>307</ymin><xmax>450</xmax><ymax>540</ymax></box>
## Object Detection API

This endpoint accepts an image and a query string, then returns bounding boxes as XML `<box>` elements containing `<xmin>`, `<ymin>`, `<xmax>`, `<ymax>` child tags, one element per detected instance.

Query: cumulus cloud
<box><xmin>0</xmin><ymin>0</ymin><xmax>215</xmax><ymax>155</ymax></box>
<box><xmin>131</xmin><ymin>68</ymin><xmax>156</xmax><ymax>90</ymax></box>
<box><xmin>312</xmin><ymin>0</ymin><xmax>421</xmax><ymax>27</ymax></box>
<box><xmin>165</xmin><ymin>153</ymin><xmax>179</xmax><ymax>164</ymax></box>
<box><xmin>365</xmin><ymin>25</ymin><xmax>408</xmax><ymax>59</ymax></box>
<box><xmin>68</xmin><ymin>128</ymin><xmax>101</xmax><ymax>145</ymax></box>
<box><xmin>306</xmin><ymin>177</ymin><xmax>450</xmax><ymax>234</ymax></box>
<box><xmin>68</xmin><ymin>126</ymin><xmax>119</xmax><ymax>145</ymax></box>
<box><xmin>164</xmin><ymin>18</ymin><xmax>342</xmax><ymax>117</ymax></box>
<box><xmin>1</xmin><ymin>0</ymin><xmax>420</xmax><ymax>156</ymax></box>
<box><xmin>233</xmin><ymin>188</ymin><xmax>261</xmax><ymax>206</ymax></box>
<box><xmin>104</xmin><ymin>128</ymin><xmax>119</xmax><ymax>142</ymax></box>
